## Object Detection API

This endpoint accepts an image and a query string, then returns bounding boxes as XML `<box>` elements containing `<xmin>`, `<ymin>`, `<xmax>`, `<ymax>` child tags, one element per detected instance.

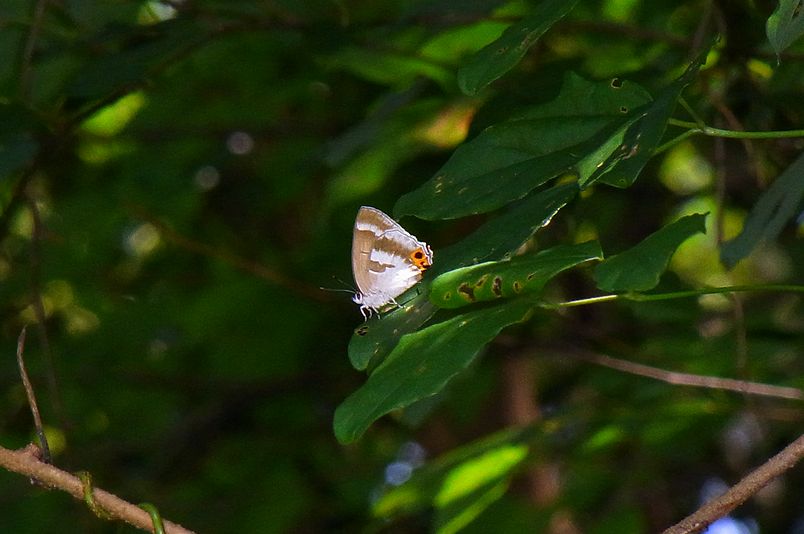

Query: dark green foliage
<box><xmin>0</xmin><ymin>1</ymin><xmax>803</xmax><ymax>533</ymax></box>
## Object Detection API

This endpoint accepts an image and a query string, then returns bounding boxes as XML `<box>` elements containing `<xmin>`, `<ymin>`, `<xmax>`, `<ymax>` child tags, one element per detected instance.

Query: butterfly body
<box><xmin>351</xmin><ymin>206</ymin><xmax>433</xmax><ymax>318</ymax></box>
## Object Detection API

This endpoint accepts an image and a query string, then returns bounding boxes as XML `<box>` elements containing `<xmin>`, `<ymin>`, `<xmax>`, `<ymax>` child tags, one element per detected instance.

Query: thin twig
<box><xmin>18</xmin><ymin>0</ymin><xmax>49</xmax><ymax>101</ymax></box>
<box><xmin>662</xmin><ymin>433</ymin><xmax>804</xmax><ymax>533</ymax></box>
<box><xmin>0</xmin><ymin>444</ymin><xmax>195</xmax><ymax>534</ymax></box>
<box><xmin>15</xmin><ymin>327</ymin><xmax>51</xmax><ymax>463</ymax></box>
<box><xmin>566</xmin><ymin>349</ymin><xmax>804</xmax><ymax>401</ymax></box>
<box><xmin>26</xmin><ymin>193</ymin><xmax>67</xmax><ymax>430</ymax></box>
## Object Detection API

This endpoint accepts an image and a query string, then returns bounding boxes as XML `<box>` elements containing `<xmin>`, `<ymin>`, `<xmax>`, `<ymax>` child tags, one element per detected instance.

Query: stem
<box><xmin>667</xmin><ymin>118</ymin><xmax>804</xmax><ymax>139</ymax></box>
<box><xmin>556</xmin><ymin>284</ymin><xmax>804</xmax><ymax>308</ymax></box>
<box><xmin>679</xmin><ymin>97</ymin><xmax>707</xmax><ymax>130</ymax></box>
<box><xmin>654</xmin><ymin>129</ymin><xmax>700</xmax><ymax>154</ymax></box>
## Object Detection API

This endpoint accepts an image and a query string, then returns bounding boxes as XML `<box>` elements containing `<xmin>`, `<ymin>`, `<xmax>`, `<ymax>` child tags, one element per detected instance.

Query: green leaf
<box><xmin>431</xmin><ymin>241</ymin><xmax>603</xmax><ymax>309</ymax></box>
<box><xmin>433</xmin><ymin>183</ymin><xmax>579</xmax><ymax>274</ymax></box>
<box><xmin>594</xmin><ymin>213</ymin><xmax>707</xmax><ymax>292</ymax></box>
<box><xmin>721</xmin><ymin>152</ymin><xmax>804</xmax><ymax>268</ymax></box>
<box><xmin>584</xmin><ymin>46</ymin><xmax>710</xmax><ymax>189</ymax></box>
<box><xmin>348</xmin><ymin>291</ymin><xmax>436</xmax><ymax>371</ymax></box>
<box><xmin>374</xmin><ymin>425</ymin><xmax>541</xmax><ymax>519</ymax></box>
<box><xmin>327</xmin><ymin>47</ymin><xmax>452</xmax><ymax>89</ymax></box>
<box><xmin>349</xmin><ymin>184</ymin><xmax>578</xmax><ymax>371</ymax></box>
<box><xmin>334</xmin><ymin>300</ymin><xmax>533</xmax><ymax>443</ymax></box>
<box><xmin>457</xmin><ymin>0</ymin><xmax>580</xmax><ymax>95</ymax></box>
<box><xmin>396</xmin><ymin>74</ymin><xmax>651</xmax><ymax>219</ymax></box>
<box><xmin>767</xmin><ymin>0</ymin><xmax>804</xmax><ymax>58</ymax></box>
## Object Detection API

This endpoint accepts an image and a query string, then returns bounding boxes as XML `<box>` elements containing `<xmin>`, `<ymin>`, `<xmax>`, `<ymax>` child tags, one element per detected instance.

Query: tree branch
<box><xmin>0</xmin><ymin>444</ymin><xmax>195</xmax><ymax>534</ymax></box>
<box><xmin>565</xmin><ymin>349</ymin><xmax>804</xmax><ymax>401</ymax></box>
<box><xmin>662</xmin><ymin>433</ymin><xmax>804</xmax><ymax>533</ymax></box>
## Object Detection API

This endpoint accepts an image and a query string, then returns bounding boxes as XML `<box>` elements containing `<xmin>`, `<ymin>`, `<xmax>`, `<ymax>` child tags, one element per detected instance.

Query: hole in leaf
<box><xmin>610</xmin><ymin>78</ymin><xmax>623</xmax><ymax>88</ymax></box>
<box><xmin>458</xmin><ymin>283</ymin><xmax>476</xmax><ymax>301</ymax></box>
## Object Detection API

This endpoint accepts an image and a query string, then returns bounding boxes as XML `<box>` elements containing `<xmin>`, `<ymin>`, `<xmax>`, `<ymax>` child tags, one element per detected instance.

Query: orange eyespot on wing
<box><xmin>409</xmin><ymin>247</ymin><xmax>432</xmax><ymax>271</ymax></box>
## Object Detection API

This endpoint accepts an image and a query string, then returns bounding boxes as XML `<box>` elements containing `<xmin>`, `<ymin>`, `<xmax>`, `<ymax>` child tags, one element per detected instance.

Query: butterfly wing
<box><xmin>352</xmin><ymin>206</ymin><xmax>431</xmax><ymax>313</ymax></box>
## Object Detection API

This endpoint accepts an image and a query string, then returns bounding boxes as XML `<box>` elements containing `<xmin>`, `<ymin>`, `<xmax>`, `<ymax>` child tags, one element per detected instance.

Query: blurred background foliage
<box><xmin>0</xmin><ymin>0</ymin><xmax>803</xmax><ymax>532</ymax></box>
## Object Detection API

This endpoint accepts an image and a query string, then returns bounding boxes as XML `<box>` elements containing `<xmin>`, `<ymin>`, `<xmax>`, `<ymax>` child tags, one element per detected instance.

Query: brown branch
<box><xmin>15</xmin><ymin>326</ymin><xmax>51</xmax><ymax>463</ymax></box>
<box><xmin>662</xmin><ymin>433</ymin><xmax>804</xmax><ymax>533</ymax></box>
<box><xmin>566</xmin><ymin>349</ymin><xmax>804</xmax><ymax>401</ymax></box>
<box><xmin>26</xmin><ymin>192</ymin><xmax>67</xmax><ymax>430</ymax></box>
<box><xmin>18</xmin><ymin>0</ymin><xmax>49</xmax><ymax>101</ymax></box>
<box><xmin>0</xmin><ymin>444</ymin><xmax>195</xmax><ymax>534</ymax></box>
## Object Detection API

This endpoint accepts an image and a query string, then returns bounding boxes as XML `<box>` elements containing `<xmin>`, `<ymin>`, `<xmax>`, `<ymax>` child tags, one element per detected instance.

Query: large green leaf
<box><xmin>395</xmin><ymin>74</ymin><xmax>651</xmax><ymax>219</ymax></box>
<box><xmin>721</xmin><ymin>152</ymin><xmax>804</xmax><ymax>268</ymax></box>
<box><xmin>457</xmin><ymin>0</ymin><xmax>580</xmax><ymax>95</ymax></box>
<box><xmin>432</xmin><ymin>183</ymin><xmax>579</xmax><ymax>274</ymax></box>
<box><xmin>431</xmin><ymin>241</ymin><xmax>603</xmax><ymax>309</ymax></box>
<box><xmin>594</xmin><ymin>213</ymin><xmax>707</xmax><ymax>292</ymax></box>
<box><xmin>767</xmin><ymin>0</ymin><xmax>804</xmax><ymax>58</ymax></box>
<box><xmin>334</xmin><ymin>299</ymin><xmax>534</xmax><ymax>443</ymax></box>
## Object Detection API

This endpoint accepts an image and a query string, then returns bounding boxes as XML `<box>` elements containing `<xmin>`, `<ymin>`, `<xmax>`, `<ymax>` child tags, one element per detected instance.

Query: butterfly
<box><xmin>351</xmin><ymin>206</ymin><xmax>433</xmax><ymax>319</ymax></box>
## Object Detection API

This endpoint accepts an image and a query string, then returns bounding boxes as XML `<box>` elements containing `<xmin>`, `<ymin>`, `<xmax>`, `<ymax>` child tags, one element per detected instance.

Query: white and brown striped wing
<box><xmin>351</xmin><ymin>206</ymin><xmax>433</xmax><ymax>314</ymax></box>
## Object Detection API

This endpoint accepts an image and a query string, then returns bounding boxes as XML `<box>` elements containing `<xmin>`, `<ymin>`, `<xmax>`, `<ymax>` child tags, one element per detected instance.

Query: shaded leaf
<box><xmin>433</xmin><ymin>183</ymin><xmax>579</xmax><ymax>274</ymax></box>
<box><xmin>457</xmin><ymin>0</ymin><xmax>579</xmax><ymax>95</ymax></box>
<box><xmin>334</xmin><ymin>300</ymin><xmax>534</xmax><ymax>443</ymax></box>
<box><xmin>431</xmin><ymin>241</ymin><xmax>602</xmax><ymax>309</ymax></box>
<box><xmin>585</xmin><ymin>45</ymin><xmax>711</xmax><ymax>189</ymax></box>
<box><xmin>721</xmin><ymin>152</ymin><xmax>804</xmax><ymax>268</ymax></box>
<box><xmin>767</xmin><ymin>0</ymin><xmax>804</xmax><ymax>58</ymax></box>
<box><xmin>594</xmin><ymin>213</ymin><xmax>707</xmax><ymax>292</ymax></box>
<box><xmin>348</xmin><ymin>291</ymin><xmax>436</xmax><ymax>371</ymax></box>
<box><xmin>67</xmin><ymin>19</ymin><xmax>206</xmax><ymax>101</ymax></box>
<box><xmin>396</xmin><ymin>74</ymin><xmax>651</xmax><ymax>219</ymax></box>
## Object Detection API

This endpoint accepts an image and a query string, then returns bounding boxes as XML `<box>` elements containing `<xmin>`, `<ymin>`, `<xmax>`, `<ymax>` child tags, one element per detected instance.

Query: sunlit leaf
<box><xmin>457</xmin><ymin>0</ymin><xmax>580</xmax><ymax>95</ymax></box>
<box><xmin>327</xmin><ymin>47</ymin><xmax>452</xmax><ymax>89</ymax></box>
<box><xmin>334</xmin><ymin>300</ymin><xmax>534</xmax><ymax>443</ymax></box>
<box><xmin>431</xmin><ymin>241</ymin><xmax>602</xmax><ymax>309</ymax></box>
<box><xmin>374</xmin><ymin>426</ymin><xmax>542</xmax><ymax>518</ymax></box>
<box><xmin>721</xmin><ymin>152</ymin><xmax>804</xmax><ymax>268</ymax></box>
<box><xmin>396</xmin><ymin>74</ymin><xmax>651</xmax><ymax>219</ymax></box>
<box><xmin>767</xmin><ymin>0</ymin><xmax>804</xmax><ymax>58</ymax></box>
<box><xmin>594</xmin><ymin>213</ymin><xmax>707</xmax><ymax>291</ymax></box>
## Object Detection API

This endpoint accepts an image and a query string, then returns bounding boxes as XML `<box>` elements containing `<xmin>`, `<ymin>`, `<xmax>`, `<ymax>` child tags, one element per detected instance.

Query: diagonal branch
<box><xmin>0</xmin><ymin>444</ymin><xmax>195</xmax><ymax>534</ymax></box>
<box><xmin>15</xmin><ymin>327</ymin><xmax>51</xmax><ymax>463</ymax></box>
<box><xmin>565</xmin><ymin>349</ymin><xmax>804</xmax><ymax>401</ymax></box>
<box><xmin>662</xmin><ymin>433</ymin><xmax>804</xmax><ymax>533</ymax></box>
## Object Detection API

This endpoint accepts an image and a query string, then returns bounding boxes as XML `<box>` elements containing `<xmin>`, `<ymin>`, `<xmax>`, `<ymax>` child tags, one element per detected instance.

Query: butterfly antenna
<box><xmin>319</xmin><ymin>275</ymin><xmax>356</xmax><ymax>294</ymax></box>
